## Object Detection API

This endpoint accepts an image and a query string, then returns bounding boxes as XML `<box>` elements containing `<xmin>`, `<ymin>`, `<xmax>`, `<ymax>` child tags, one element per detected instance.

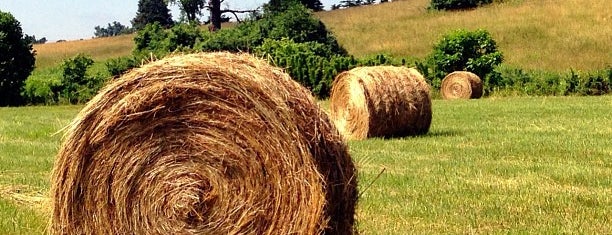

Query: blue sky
<box><xmin>0</xmin><ymin>0</ymin><xmax>338</xmax><ymax>42</ymax></box>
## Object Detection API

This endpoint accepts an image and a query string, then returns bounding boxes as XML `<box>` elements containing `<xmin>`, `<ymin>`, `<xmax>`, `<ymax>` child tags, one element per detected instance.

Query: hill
<box><xmin>317</xmin><ymin>0</ymin><xmax>611</xmax><ymax>71</ymax></box>
<box><xmin>32</xmin><ymin>0</ymin><xmax>611</xmax><ymax>72</ymax></box>
<box><xmin>33</xmin><ymin>34</ymin><xmax>134</xmax><ymax>69</ymax></box>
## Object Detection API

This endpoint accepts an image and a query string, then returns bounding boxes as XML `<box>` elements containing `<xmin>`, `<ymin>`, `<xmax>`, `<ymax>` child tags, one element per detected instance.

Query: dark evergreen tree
<box><xmin>0</xmin><ymin>11</ymin><xmax>36</xmax><ymax>106</ymax></box>
<box><xmin>132</xmin><ymin>0</ymin><xmax>174</xmax><ymax>30</ymax></box>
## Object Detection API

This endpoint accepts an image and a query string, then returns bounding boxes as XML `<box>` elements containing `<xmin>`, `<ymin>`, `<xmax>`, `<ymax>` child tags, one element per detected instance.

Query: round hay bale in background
<box><xmin>51</xmin><ymin>52</ymin><xmax>357</xmax><ymax>234</ymax></box>
<box><xmin>440</xmin><ymin>71</ymin><xmax>483</xmax><ymax>99</ymax></box>
<box><xmin>330</xmin><ymin>66</ymin><xmax>432</xmax><ymax>140</ymax></box>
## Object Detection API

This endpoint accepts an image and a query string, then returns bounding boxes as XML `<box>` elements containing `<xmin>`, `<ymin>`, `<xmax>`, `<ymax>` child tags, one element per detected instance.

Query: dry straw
<box><xmin>330</xmin><ymin>66</ymin><xmax>432</xmax><ymax>140</ymax></box>
<box><xmin>51</xmin><ymin>52</ymin><xmax>357</xmax><ymax>234</ymax></box>
<box><xmin>440</xmin><ymin>71</ymin><xmax>483</xmax><ymax>99</ymax></box>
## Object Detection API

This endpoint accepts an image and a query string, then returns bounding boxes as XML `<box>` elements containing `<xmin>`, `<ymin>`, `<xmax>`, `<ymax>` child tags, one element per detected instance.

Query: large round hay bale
<box><xmin>51</xmin><ymin>52</ymin><xmax>357</xmax><ymax>235</ymax></box>
<box><xmin>440</xmin><ymin>71</ymin><xmax>483</xmax><ymax>99</ymax></box>
<box><xmin>330</xmin><ymin>66</ymin><xmax>432</xmax><ymax>140</ymax></box>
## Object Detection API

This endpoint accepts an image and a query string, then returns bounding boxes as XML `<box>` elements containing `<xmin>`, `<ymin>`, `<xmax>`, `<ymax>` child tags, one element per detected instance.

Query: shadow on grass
<box><xmin>393</xmin><ymin>129</ymin><xmax>463</xmax><ymax>139</ymax></box>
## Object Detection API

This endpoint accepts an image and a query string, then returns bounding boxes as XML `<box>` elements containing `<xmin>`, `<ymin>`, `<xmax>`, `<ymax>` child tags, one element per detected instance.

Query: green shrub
<box><xmin>22</xmin><ymin>68</ymin><xmax>62</xmax><ymax>105</ymax></box>
<box><xmin>255</xmin><ymin>39</ymin><xmax>401</xmax><ymax>97</ymax></box>
<box><xmin>259</xmin><ymin>2</ymin><xmax>347</xmax><ymax>55</ymax></box>
<box><xmin>489</xmin><ymin>66</ymin><xmax>611</xmax><ymax>96</ymax></box>
<box><xmin>105</xmin><ymin>56</ymin><xmax>140</xmax><ymax>77</ymax></box>
<box><xmin>57</xmin><ymin>54</ymin><xmax>107</xmax><ymax>104</ymax></box>
<box><xmin>254</xmin><ymin>38</ymin><xmax>356</xmax><ymax>97</ymax></box>
<box><xmin>427</xmin><ymin>29</ymin><xmax>503</xmax><ymax>91</ymax></box>
<box><xmin>429</xmin><ymin>0</ymin><xmax>493</xmax><ymax>10</ymax></box>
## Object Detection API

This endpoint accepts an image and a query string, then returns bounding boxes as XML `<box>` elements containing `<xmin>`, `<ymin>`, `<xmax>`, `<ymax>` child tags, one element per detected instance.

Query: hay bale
<box><xmin>330</xmin><ymin>66</ymin><xmax>432</xmax><ymax>140</ymax></box>
<box><xmin>440</xmin><ymin>71</ymin><xmax>483</xmax><ymax>99</ymax></box>
<box><xmin>51</xmin><ymin>52</ymin><xmax>357</xmax><ymax>235</ymax></box>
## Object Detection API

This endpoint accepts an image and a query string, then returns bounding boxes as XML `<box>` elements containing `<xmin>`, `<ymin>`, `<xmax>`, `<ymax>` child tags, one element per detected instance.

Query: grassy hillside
<box><xmin>317</xmin><ymin>0</ymin><xmax>612</xmax><ymax>72</ymax></box>
<box><xmin>1</xmin><ymin>96</ymin><xmax>611</xmax><ymax>233</ymax></box>
<box><xmin>30</xmin><ymin>0</ymin><xmax>611</xmax><ymax>72</ymax></box>
<box><xmin>33</xmin><ymin>34</ymin><xmax>134</xmax><ymax>69</ymax></box>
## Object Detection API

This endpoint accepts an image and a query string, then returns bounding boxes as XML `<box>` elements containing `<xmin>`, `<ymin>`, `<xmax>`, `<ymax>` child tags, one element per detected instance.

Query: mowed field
<box><xmin>3</xmin><ymin>0</ymin><xmax>612</xmax><ymax>233</ymax></box>
<box><xmin>1</xmin><ymin>96</ymin><xmax>611</xmax><ymax>233</ymax></box>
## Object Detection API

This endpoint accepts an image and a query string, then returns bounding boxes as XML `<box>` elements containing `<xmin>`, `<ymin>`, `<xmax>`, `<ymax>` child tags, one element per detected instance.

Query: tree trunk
<box><xmin>209</xmin><ymin>0</ymin><xmax>221</xmax><ymax>31</ymax></box>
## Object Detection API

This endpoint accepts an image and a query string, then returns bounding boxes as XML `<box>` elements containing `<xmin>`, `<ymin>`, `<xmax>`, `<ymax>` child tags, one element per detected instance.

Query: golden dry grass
<box><xmin>32</xmin><ymin>34</ymin><xmax>135</xmax><ymax>69</ymax></box>
<box><xmin>317</xmin><ymin>0</ymin><xmax>612</xmax><ymax>71</ymax></box>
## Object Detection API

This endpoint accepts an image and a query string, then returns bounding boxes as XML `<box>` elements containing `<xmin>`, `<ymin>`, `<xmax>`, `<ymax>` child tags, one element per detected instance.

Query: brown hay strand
<box><xmin>329</xmin><ymin>66</ymin><xmax>432</xmax><ymax>140</ymax></box>
<box><xmin>440</xmin><ymin>71</ymin><xmax>483</xmax><ymax>99</ymax></box>
<box><xmin>51</xmin><ymin>52</ymin><xmax>357</xmax><ymax>234</ymax></box>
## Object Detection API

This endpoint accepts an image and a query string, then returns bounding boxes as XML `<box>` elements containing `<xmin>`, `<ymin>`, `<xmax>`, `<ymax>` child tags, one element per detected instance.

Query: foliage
<box><xmin>488</xmin><ymin>66</ymin><xmax>611</xmax><ymax>96</ymax></box>
<box><xmin>105</xmin><ymin>56</ymin><xmax>140</xmax><ymax>77</ymax></box>
<box><xmin>134</xmin><ymin>22</ymin><xmax>205</xmax><ymax>58</ymax></box>
<box><xmin>57</xmin><ymin>54</ymin><xmax>103</xmax><ymax>104</ymax></box>
<box><xmin>23</xmin><ymin>56</ymin><xmax>112</xmax><ymax>105</ymax></box>
<box><xmin>429</xmin><ymin>0</ymin><xmax>493</xmax><ymax>10</ymax></box>
<box><xmin>136</xmin><ymin>1</ymin><xmax>347</xmax><ymax>56</ymax></box>
<box><xmin>169</xmin><ymin>0</ymin><xmax>206</xmax><ymax>23</ymax></box>
<box><xmin>23</xmin><ymin>34</ymin><xmax>47</xmax><ymax>44</ymax></box>
<box><xmin>0</xmin><ymin>11</ymin><xmax>36</xmax><ymax>106</ymax></box>
<box><xmin>132</xmin><ymin>0</ymin><xmax>174</xmax><ymax>30</ymax></box>
<box><xmin>22</xmin><ymin>67</ymin><xmax>62</xmax><ymax>104</ymax></box>
<box><xmin>94</xmin><ymin>21</ymin><xmax>134</xmax><ymax>38</ymax></box>
<box><xmin>260</xmin><ymin>3</ymin><xmax>346</xmax><ymax>55</ymax></box>
<box><xmin>255</xmin><ymin>38</ymin><xmax>398</xmax><ymax>97</ymax></box>
<box><xmin>267</xmin><ymin>0</ymin><xmax>324</xmax><ymax>12</ymax></box>
<box><xmin>425</xmin><ymin>29</ymin><xmax>503</xmax><ymax>90</ymax></box>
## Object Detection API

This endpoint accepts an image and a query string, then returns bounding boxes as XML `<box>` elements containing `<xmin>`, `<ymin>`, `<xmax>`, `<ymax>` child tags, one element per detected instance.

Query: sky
<box><xmin>0</xmin><ymin>0</ymin><xmax>339</xmax><ymax>42</ymax></box>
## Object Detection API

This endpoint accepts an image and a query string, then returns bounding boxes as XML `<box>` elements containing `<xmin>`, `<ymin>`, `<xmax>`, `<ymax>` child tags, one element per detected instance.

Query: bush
<box><xmin>429</xmin><ymin>0</ymin><xmax>493</xmax><ymax>10</ymax></box>
<box><xmin>105</xmin><ymin>56</ymin><xmax>140</xmax><ymax>77</ymax></box>
<box><xmin>259</xmin><ymin>2</ymin><xmax>347</xmax><ymax>55</ymax></box>
<box><xmin>57</xmin><ymin>54</ymin><xmax>107</xmax><ymax>104</ymax></box>
<box><xmin>427</xmin><ymin>29</ymin><xmax>503</xmax><ymax>91</ymax></box>
<box><xmin>254</xmin><ymin>38</ymin><xmax>355</xmax><ymax>97</ymax></box>
<box><xmin>489</xmin><ymin>66</ymin><xmax>611</xmax><ymax>96</ymax></box>
<box><xmin>255</xmin><ymin>39</ymin><xmax>400</xmax><ymax>98</ymax></box>
<box><xmin>22</xmin><ymin>68</ymin><xmax>62</xmax><ymax>104</ymax></box>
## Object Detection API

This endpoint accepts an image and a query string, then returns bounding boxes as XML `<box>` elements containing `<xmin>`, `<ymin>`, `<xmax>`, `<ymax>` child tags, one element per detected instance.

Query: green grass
<box><xmin>0</xmin><ymin>105</ymin><xmax>80</xmax><ymax>234</ymax></box>
<box><xmin>1</xmin><ymin>96</ymin><xmax>610</xmax><ymax>233</ymax></box>
<box><xmin>351</xmin><ymin>96</ymin><xmax>611</xmax><ymax>233</ymax></box>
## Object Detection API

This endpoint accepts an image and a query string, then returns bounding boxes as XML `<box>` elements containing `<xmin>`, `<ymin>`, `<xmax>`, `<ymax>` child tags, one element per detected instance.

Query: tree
<box><xmin>0</xmin><ymin>11</ymin><xmax>36</xmax><ymax>106</ymax></box>
<box><xmin>132</xmin><ymin>0</ymin><xmax>174</xmax><ymax>30</ymax></box>
<box><xmin>24</xmin><ymin>34</ymin><xmax>47</xmax><ymax>44</ymax></box>
<box><xmin>168</xmin><ymin>0</ymin><xmax>206</xmax><ymax>23</ymax></box>
<box><xmin>207</xmin><ymin>0</ymin><xmax>257</xmax><ymax>31</ymax></box>
<box><xmin>267</xmin><ymin>0</ymin><xmax>324</xmax><ymax>12</ymax></box>
<box><xmin>94</xmin><ymin>21</ymin><xmax>134</xmax><ymax>37</ymax></box>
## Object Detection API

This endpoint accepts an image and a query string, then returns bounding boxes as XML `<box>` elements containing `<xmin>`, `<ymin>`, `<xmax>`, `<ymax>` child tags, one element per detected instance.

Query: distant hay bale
<box><xmin>440</xmin><ymin>71</ymin><xmax>483</xmax><ymax>99</ymax></box>
<box><xmin>51</xmin><ymin>52</ymin><xmax>357</xmax><ymax>234</ymax></box>
<box><xmin>330</xmin><ymin>66</ymin><xmax>432</xmax><ymax>140</ymax></box>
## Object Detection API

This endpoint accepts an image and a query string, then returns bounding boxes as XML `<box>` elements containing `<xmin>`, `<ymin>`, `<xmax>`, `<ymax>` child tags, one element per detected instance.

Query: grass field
<box><xmin>1</xmin><ymin>96</ymin><xmax>610</xmax><ymax>233</ymax></box>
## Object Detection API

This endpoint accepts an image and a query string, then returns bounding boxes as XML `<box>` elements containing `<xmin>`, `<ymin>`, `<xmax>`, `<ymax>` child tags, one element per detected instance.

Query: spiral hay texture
<box><xmin>51</xmin><ymin>52</ymin><xmax>357</xmax><ymax>234</ymax></box>
<box><xmin>440</xmin><ymin>71</ymin><xmax>483</xmax><ymax>99</ymax></box>
<box><xmin>329</xmin><ymin>66</ymin><xmax>432</xmax><ymax>140</ymax></box>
